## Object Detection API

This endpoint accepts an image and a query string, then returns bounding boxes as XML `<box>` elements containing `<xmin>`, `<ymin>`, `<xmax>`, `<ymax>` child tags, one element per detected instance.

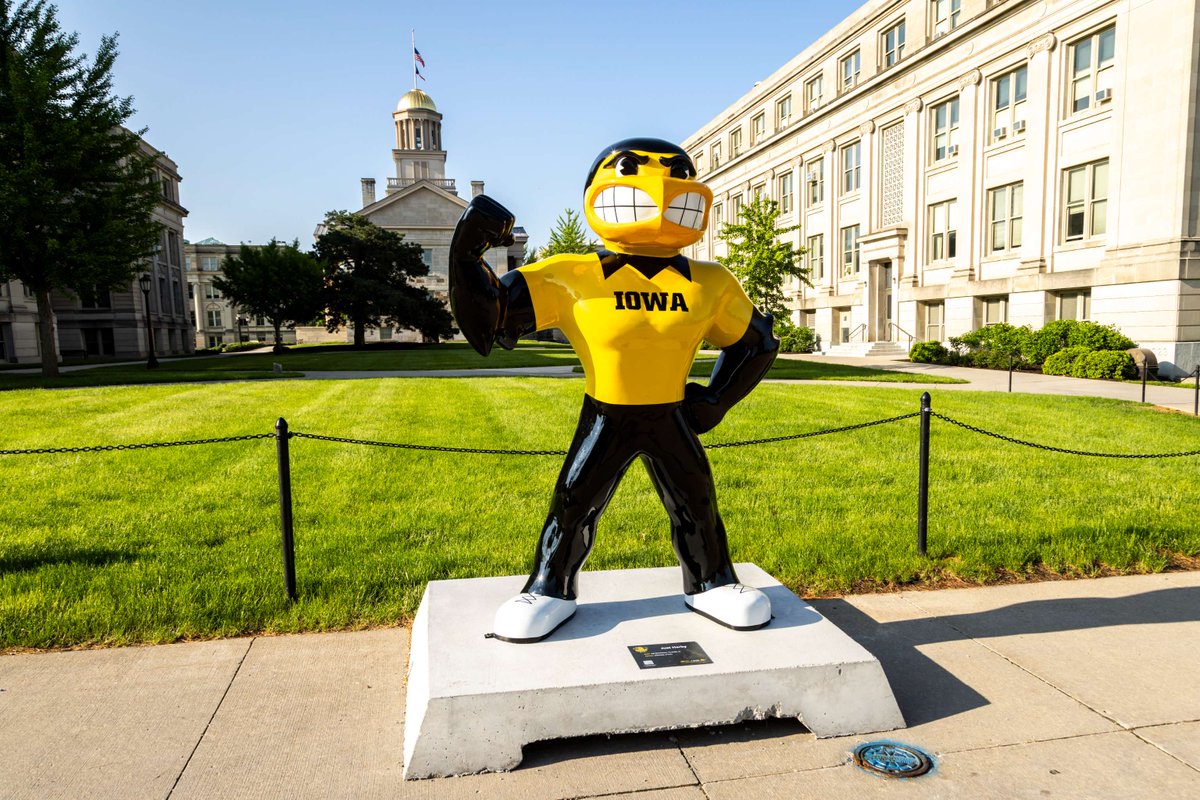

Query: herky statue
<box><xmin>449</xmin><ymin>137</ymin><xmax>779</xmax><ymax>643</ymax></box>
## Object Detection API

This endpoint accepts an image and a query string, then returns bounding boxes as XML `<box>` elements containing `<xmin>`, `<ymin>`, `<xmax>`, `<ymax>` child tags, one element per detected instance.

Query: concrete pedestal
<box><xmin>403</xmin><ymin>564</ymin><xmax>904</xmax><ymax>779</ymax></box>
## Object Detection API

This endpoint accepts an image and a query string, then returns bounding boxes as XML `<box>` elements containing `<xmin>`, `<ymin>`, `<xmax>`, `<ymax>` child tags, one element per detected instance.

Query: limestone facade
<box><xmin>0</xmin><ymin>138</ymin><xmax>191</xmax><ymax>363</ymax></box>
<box><xmin>684</xmin><ymin>0</ymin><xmax>1200</xmax><ymax>377</ymax></box>
<box><xmin>183</xmin><ymin>239</ymin><xmax>293</xmax><ymax>349</ymax></box>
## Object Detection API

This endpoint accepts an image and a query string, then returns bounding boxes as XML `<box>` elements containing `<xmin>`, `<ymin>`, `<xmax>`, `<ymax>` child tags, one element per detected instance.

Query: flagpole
<box><xmin>412</xmin><ymin>29</ymin><xmax>416</xmax><ymax>90</ymax></box>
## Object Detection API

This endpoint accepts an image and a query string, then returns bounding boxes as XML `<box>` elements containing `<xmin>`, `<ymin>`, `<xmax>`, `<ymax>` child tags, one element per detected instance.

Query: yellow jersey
<box><xmin>518</xmin><ymin>253</ymin><xmax>754</xmax><ymax>405</ymax></box>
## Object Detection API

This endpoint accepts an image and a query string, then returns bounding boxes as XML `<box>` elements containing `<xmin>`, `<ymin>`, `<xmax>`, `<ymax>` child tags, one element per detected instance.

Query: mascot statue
<box><xmin>449</xmin><ymin>137</ymin><xmax>779</xmax><ymax>642</ymax></box>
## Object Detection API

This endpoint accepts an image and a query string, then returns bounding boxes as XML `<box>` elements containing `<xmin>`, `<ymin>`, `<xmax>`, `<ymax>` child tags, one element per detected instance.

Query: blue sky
<box><xmin>55</xmin><ymin>1</ymin><xmax>862</xmax><ymax>249</ymax></box>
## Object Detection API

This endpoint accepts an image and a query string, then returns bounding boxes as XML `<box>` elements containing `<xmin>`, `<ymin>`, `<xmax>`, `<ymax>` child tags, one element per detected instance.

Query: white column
<box><xmin>1020</xmin><ymin>33</ymin><xmax>1058</xmax><ymax>274</ymax></box>
<box><xmin>953</xmin><ymin>69</ymin><xmax>982</xmax><ymax>280</ymax></box>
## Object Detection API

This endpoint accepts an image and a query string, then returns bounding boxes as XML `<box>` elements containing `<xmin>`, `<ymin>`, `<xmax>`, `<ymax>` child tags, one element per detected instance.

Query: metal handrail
<box><xmin>847</xmin><ymin>323</ymin><xmax>867</xmax><ymax>343</ymax></box>
<box><xmin>889</xmin><ymin>322</ymin><xmax>915</xmax><ymax>349</ymax></box>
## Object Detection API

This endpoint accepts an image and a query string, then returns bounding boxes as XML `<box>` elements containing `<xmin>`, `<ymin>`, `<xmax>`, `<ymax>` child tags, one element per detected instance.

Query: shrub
<box><xmin>954</xmin><ymin>322</ymin><xmax>1032</xmax><ymax>356</ymax></box>
<box><xmin>1042</xmin><ymin>346</ymin><xmax>1092</xmax><ymax>376</ymax></box>
<box><xmin>219</xmin><ymin>340</ymin><xmax>268</xmax><ymax>353</ymax></box>
<box><xmin>778</xmin><ymin>325</ymin><xmax>818</xmax><ymax>353</ymax></box>
<box><xmin>1071</xmin><ymin>350</ymin><xmax>1137</xmax><ymax>380</ymax></box>
<box><xmin>1024</xmin><ymin>320</ymin><xmax>1136</xmax><ymax>364</ymax></box>
<box><xmin>1068</xmin><ymin>321</ymin><xmax>1136</xmax><ymax>352</ymax></box>
<box><xmin>908</xmin><ymin>340</ymin><xmax>948</xmax><ymax>363</ymax></box>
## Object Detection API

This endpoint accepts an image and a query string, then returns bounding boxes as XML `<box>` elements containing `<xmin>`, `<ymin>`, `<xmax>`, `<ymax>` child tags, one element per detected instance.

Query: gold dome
<box><xmin>397</xmin><ymin>89</ymin><xmax>437</xmax><ymax>112</ymax></box>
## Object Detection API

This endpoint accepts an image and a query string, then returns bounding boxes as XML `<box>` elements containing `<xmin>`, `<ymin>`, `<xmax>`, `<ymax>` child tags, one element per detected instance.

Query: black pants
<box><xmin>523</xmin><ymin>395</ymin><xmax>739</xmax><ymax>600</ymax></box>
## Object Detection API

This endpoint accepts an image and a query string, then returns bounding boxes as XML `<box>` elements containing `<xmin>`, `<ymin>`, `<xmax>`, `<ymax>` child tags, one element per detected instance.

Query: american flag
<box><xmin>414</xmin><ymin>47</ymin><xmax>426</xmax><ymax>67</ymax></box>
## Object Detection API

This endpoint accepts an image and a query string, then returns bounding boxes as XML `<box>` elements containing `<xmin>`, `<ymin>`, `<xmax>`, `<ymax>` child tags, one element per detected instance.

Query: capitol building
<box><xmin>684</xmin><ymin>0</ymin><xmax>1199</xmax><ymax>377</ymax></box>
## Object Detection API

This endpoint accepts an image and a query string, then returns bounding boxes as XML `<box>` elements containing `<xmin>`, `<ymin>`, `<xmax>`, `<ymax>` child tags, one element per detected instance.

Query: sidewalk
<box><xmin>2</xmin><ymin>571</ymin><xmax>1197</xmax><ymax>798</ymax></box>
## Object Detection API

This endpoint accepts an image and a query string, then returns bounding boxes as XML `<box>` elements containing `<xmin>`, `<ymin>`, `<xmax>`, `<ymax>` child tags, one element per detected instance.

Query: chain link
<box><xmin>289</xmin><ymin>431</ymin><xmax>568</xmax><ymax>456</ymax></box>
<box><xmin>705</xmin><ymin>411</ymin><xmax>920</xmax><ymax>449</ymax></box>
<box><xmin>0</xmin><ymin>433</ymin><xmax>276</xmax><ymax>457</ymax></box>
<box><xmin>932</xmin><ymin>412</ymin><xmax>1200</xmax><ymax>459</ymax></box>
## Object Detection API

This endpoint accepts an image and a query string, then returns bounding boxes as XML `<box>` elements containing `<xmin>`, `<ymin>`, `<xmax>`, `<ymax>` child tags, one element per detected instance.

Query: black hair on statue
<box><xmin>584</xmin><ymin>137</ymin><xmax>694</xmax><ymax>194</ymax></box>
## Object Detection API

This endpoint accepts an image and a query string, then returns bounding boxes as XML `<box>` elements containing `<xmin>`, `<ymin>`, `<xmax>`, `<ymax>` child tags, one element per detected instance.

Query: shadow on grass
<box><xmin>0</xmin><ymin>544</ymin><xmax>137</xmax><ymax>573</ymax></box>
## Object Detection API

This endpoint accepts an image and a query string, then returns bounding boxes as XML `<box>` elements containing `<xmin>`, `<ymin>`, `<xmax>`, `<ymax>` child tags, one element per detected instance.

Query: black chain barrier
<box><xmin>289</xmin><ymin>431</ymin><xmax>568</xmax><ymax>457</ymax></box>
<box><xmin>704</xmin><ymin>411</ymin><xmax>920</xmax><ymax>449</ymax></box>
<box><xmin>0</xmin><ymin>432</ymin><xmax>275</xmax><ymax>457</ymax></box>
<box><xmin>932</xmin><ymin>412</ymin><xmax>1200</xmax><ymax>459</ymax></box>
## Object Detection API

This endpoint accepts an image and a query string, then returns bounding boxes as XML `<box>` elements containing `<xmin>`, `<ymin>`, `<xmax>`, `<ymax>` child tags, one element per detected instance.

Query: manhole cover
<box><xmin>852</xmin><ymin>741</ymin><xmax>933</xmax><ymax>778</ymax></box>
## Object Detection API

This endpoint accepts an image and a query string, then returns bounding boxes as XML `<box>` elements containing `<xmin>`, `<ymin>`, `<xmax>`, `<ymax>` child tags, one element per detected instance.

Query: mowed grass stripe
<box><xmin>0</xmin><ymin>379</ymin><xmax>1197</xmax><ymax>649</ymax></box>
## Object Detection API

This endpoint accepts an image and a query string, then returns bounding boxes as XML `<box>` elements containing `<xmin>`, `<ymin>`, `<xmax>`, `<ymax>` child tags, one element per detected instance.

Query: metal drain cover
<box><xmin>852</xmin><ymin>741</ymin><xmax>934</xmax><ymax>778</ymax></box>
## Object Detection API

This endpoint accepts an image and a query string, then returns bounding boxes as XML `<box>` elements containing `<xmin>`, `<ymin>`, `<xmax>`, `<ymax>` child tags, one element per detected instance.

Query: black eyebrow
<box><xmin>659</xmin><ymin>154</ymin><xmax>696</xmax><ymax>173</ymax></box>
<box><xmin>603</xmin><ymin>150</ymin><xmax>651</xmax><ymax>169</ymax></box>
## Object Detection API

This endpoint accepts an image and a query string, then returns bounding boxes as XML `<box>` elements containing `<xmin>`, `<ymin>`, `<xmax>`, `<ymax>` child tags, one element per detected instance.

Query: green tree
<box><xmin>540</xmin><ymin>209</ymin><xmax>597</xmax><ymax>257</ymax></box>
<box><xmin>522</xmin><ymin>241</ymin><xmax>540</xmax><ymax>265</ymax></box>
<box><xmin>717</xmin><ymin>196</ymin><xmax>808</xmax><ymax>326</ymax></box>
<box><xmin>212</xmin><ymin>239</ymin><xmax>323</xmax><ymax>353</ymax></box>
<box><xmin>314</xmin><ymin>211</ymin><xmax>455</xmax><ymax>345</ymax></box>
<box><xmin>0</xmin><ymin>1</ymin><xmax>162</xmax><ymax>376</ymax></box>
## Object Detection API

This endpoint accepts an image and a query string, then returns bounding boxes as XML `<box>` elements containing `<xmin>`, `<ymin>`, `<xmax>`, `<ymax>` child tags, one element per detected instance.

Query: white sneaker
<box><xmin>491</xmin><ymin>593</ymin><xmax>577</xmax><ymax>643</ymax></box>
<box><xmin>685</xmin><ymin>584</ymin><xmax>771</xmax><ymax>630</ymax></box>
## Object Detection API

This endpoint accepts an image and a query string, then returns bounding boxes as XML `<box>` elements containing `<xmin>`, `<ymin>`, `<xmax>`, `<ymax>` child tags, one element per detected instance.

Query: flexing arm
<box><xmin>449</xmin><ymin>195</ymin><xmax>536</xmax><ymax>355</ymax></box>
<box><xmin>683</xmin><ymin>309</ymin><xmax>779</xmax><ymax>434</ymax></box>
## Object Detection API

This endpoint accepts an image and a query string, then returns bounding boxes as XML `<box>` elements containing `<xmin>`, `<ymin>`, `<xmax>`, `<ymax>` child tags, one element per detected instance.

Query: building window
<box><xmin>207</xmin><ymin>334</ymin><xmax>223</xmax><ymax>349</ymax></box>
<box><xmin>882</xmin><ymin>20</ymin><xmax>905</xmax><ymax>68</ymax></box>
<box><xmin>204</xmin><ymin>284</ymin><xmax>221</xmax><ymax>300</ymax></box>
<box><xmin>711</xmin><ymin>202</ymin><xmax>723</xmax><ymax>236</ymax></box>
<box><xmin>928</xmin><ymin>199</ymin><xmax>958</xmax><ymax>262</ymax></box>
<box><xmin>981</xmin><ymin>296</ymin><xmax>1008</xmax><ymax>325</ymax></box>
<box><xmin>841</xmin><ymin>141</ymin><xmax>861</xmax><ymax>194</ymax></box>
<box><xmin>167</xmin><ymin>231</ymin><xmax>181</xmax><ymax>266</ymax></box>
<box><xmin>751</xmin><ymin>183</ymin><xmax>765</xmax><ymax>203</ymax></box>
<box><xmin>807</xmin><ymin>159</ymin><xmax>825</xmax><ymax>206</ymax></box>
<box><xmin>160</xmin><ymin>176</ymin><xmax>173</xmax><ymax>202</ymax></box>
<box><xmin>206</xmin><ymin>309</ymin><xmax>223</xmax><ymax>328</ymax></box>
<box><xmin>23</xmin><ymin>283</ymin><xmax>34</xmax><ymax>298</ymax></box>
<box><xmin>931</xmin><ymin>0</ymin><xmax>961</xmax><ymax>37</ymax></box>
<box><xmin>421</xmin><ymin>250</ymin><xmax>434</xmax><ymax>269</ymax></box>
<box><xmin>731</xmin><ymin>194</ymin><xmax>744</xmax><ymax>223</ymax></box>
<box><xmin>710</xmin><ymin>142</ymin><xmax>722</xmax><ymax>170</ymax></box>
<box><xmin>805</xmin><ymin>75</ymin><xmax>823</xmax><ymax>113</ymax></box>
<box><xmin>1063</xmin><ymin>159</ymin><xmax>1108</xmax><ymax>242</ymax></box>
<box><xmin>923</xmin><ymin>302</ymin><xmax>945</xmax><ymax>341</ymax></box>
<box><xmin>730</xmin><ymin>127</ymin><xmax>742</xmax><ymax>158</ymax></box>
<box><xmin>200</xmin><ymin>255</ymin><xmax>220</xmax><ymax>271</ymax></box>
<box><xmin>187</xmin><ymin>283</ymin><xmax>194</xmax><ymax>300</ymax></box>
<box><xmin>776</xmin><ymin>95</ymin><xmax>792</xmax><ymax>130</ymax></box>
<box><xmin>1069</xmin><ymin>25</ymin><xmax>1116</xmax><ymax>115</ymax></box>
<box><xmin>807</xmin><ymin>234</ymin><xmax>824</xmax><ymax>280</ymax></box>
<box><xmin>778</xmin><ymin>172</ymin><xmax>793</xmax><ymax>214</ymax></box>
<box><xmin>992</xmin><ymin>66</ymin><xmax>1028</xmax><ymax>141</ymax></box>
<box><xmin>751</xmin><ymin>113</ymin><xmax>766</xmax><ymax>145</ymax></box>
<box><xmin>1056</xmin><ymin>290</ymin><xmax>1092</xmax><ymax>321</ymax></box>
<box><xmin>379</xmin><ymin>327</ymin><xmax>393</xmax><ymax>341</ymax></box>
<box><xmin>988</xmin><ymin>183</ymin><xmax>1024</xmax><ymax>253</ymax></box>
<box><xmin>840</xmin><ymin>50</ymin><xmax>861</xmax><ymax>92</ymax></box>
<box><xmin>692</xmin><ymin>152</ymin><xmax>703</xmax><ymax>174</ymax></box>
<box><xmin>840</xmin><ymin>225</ymin><xmax>860</xmax><ymax>276</ymax></box>
<box><xmin>931</xmin><ymin>97</ymin><xmax>960</xmax><ymax>162</ymax></box>
<box><xmin>172</xmin><ymin>282</ymin><xmax>183</xmax><ymax>314</ymax></box>
<box><xmin>79</xmin><ymin>285</ymin><xmax>111</xmax><ymax>309</ymax></box>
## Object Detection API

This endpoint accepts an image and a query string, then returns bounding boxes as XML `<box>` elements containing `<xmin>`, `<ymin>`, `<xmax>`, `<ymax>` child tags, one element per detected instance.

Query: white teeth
<box><xmin>592</xmin><ymin>186</ymin><xmax>659</xmax><ymax>225</ymax></box>
<box><xmin>664</xmin><ymin>192</ymin><xmax>707</xmax><ymax>230</ymax></box>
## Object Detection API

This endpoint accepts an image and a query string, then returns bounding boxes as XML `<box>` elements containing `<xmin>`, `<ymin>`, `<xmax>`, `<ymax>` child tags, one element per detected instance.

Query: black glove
<box><xmin>682</xmin><ymin>381</ymin><xmax>726</xmax><ymax>434</ymax></box>
<box><xmin>451</xmin><ymin>194</ymin><xmax>516</xmax><ymax>259</ymax></box>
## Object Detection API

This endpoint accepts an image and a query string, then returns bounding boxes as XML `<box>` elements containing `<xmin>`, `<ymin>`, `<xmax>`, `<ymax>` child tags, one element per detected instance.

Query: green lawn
<box><xmin>1</xmin><ymin>378</ymin><xmax>1197</xmax><ymax>649</ymax></box>
<box><xmin>691</xmin><ymin>358</ymin><xmax>967</xmax><ymax>384</ymax></box>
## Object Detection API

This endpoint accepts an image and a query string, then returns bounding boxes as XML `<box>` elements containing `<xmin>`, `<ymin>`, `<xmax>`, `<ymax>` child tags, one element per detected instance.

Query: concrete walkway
<box><xmin>2</xmin><ymin>571</ymin><xmax>1198</xmax><ymax>798</ymax></box>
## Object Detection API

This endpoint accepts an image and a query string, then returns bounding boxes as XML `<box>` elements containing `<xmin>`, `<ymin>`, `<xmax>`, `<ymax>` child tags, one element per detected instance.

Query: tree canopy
<box><xmin>212</xmin><ymin>239</ymin><xmax>323</xmax><ymax>352</ymax></box>
<box><xmin>717</xmin><ymin>196</ymin><xmax>808</xmax><ymax>326</ymax></box>
<box><xmin>0</xmin><ymin>1</ymin><xmax>163</xmax><ymax>375</ymax></box>
<box><xmin>313</xmin><ymin>211</ymin><xmax>455</xmax><ymax>345</ymax></box>
<box><xmin>539</xmin><ymin>209</ymin><xmax>597</xmax><ymax>258</ymax></box>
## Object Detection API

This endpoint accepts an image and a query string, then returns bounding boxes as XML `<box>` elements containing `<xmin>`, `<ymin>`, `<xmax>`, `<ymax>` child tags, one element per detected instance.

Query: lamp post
<box><xmin>137</xmin><ymin>273</ymin><xmax>159</xmax><ymax>369</ymax></box>
<box><xmin>237</xmin><ymin>314</ymin><xmax>248</xmax><ymax>343</ymax></box>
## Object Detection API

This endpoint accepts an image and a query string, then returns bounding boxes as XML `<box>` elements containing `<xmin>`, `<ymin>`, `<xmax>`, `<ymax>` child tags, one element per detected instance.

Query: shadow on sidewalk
<box><xmin>812</xmin><ymin>585</ymin><xmax>1200</xmax><ymax>727</ymax></box>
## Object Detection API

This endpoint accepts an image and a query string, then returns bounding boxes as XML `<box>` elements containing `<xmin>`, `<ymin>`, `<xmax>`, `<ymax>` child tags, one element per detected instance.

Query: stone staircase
<box><xmin>820</xmin><ymin>340</ymin><xmax>911</xmax><ymax>358</ymax></box>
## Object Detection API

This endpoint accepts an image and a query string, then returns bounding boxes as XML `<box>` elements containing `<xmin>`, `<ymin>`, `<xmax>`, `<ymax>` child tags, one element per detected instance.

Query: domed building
<box><xmin>321</xmin><ymin>87</ymin><xmax>525</xmax><ymax>343</ymax></box>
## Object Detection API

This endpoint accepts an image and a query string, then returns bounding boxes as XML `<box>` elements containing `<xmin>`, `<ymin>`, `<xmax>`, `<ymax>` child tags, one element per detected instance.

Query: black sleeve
<box><xmin>683</xmin><ymin>310</ymin><xmax>779</xmax><ymax>434</ymax></box>
<box><xmin>495</xmin><ymin>271</ymin><xmax>537</xmax><ymax>350</ymax></box>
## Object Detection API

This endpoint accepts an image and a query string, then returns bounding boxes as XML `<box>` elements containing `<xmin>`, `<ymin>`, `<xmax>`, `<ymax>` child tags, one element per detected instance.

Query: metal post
<box><xmin>1194</xmin><ymin>365</ymin><xmax>1199</xmax><ymax>417</ymax></box>
<box><xmin>1008</xmin><ymin>353</ymin><xmax>1014</xmax><ymax>393</ymax></box>
<box><xmin>917</xmin><ymin>392</ymin><xmax>931</xmax><ymax>557</ymax></box>
<box><xmin>275</xmin><ymin>417</ymin><xmax>297</xmax><ymax>601</ymax></box>
<box><xmin>1141</xmin><ymin>363</ymin><xmax>1148</xmax><ymax>403</ymax></box>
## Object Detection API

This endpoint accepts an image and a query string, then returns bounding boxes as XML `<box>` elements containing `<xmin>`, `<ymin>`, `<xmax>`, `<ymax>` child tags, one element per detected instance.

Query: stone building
<box><xmin>684</xmin><ymin>0</ymin><xmax>1200</xmax><ymax>376</ymax></box>
<box><xmin>183</xmin><ymin>239</ymin><xmax>290</xmax><ymax>349</ymax></box>
<box><xmin>304</xmin><ymin>87</ymin><xmax>525</xmax><ymax>344</ymax></box>
<box><xmin>0</xmin><ymin>136</ymin><xmax>191</xmax><ymax>363</ymax></box>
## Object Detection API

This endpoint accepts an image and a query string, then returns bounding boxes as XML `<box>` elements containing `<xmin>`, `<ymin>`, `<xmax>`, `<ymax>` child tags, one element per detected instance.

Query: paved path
<box><xmin>2</xmin><ymin>572</ymin><xmax>1198</xmax><ymax>798</ymax></box>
